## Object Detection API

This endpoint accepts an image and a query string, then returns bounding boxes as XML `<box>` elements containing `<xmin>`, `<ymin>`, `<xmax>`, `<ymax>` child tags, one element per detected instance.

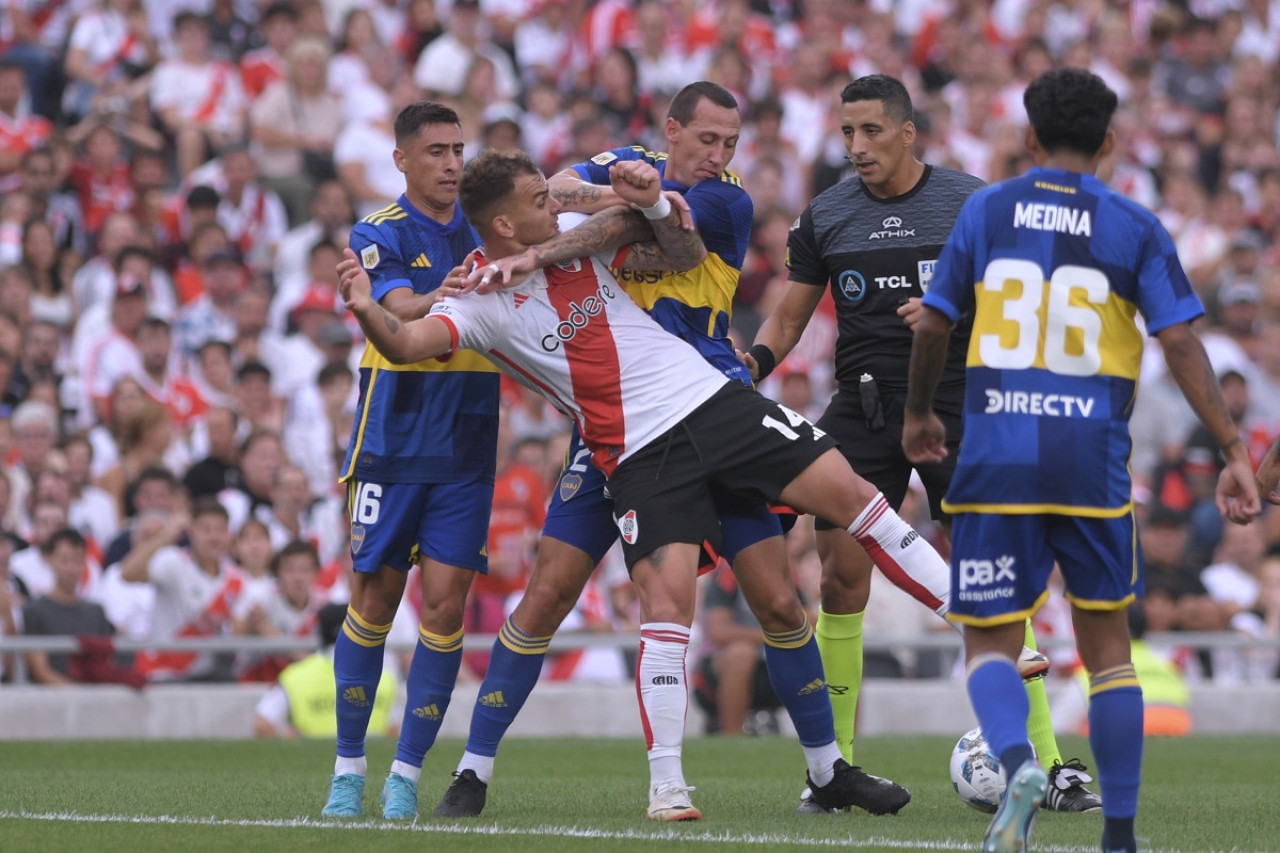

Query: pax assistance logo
<box><xmin>617</xmin><ymin>509</ymin><xmax>639</xmax><ymax>545</ymax></box>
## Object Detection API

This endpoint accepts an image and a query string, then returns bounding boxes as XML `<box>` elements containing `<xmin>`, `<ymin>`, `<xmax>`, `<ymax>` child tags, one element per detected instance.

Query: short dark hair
<box><xmin>172</xmin><ymin>10</ymin><xmax>206</xmax><ymax>31</ymax></box>
<box><xmin>840</xmin><ymin>74</ymin><xmax>914</xmax><ymax>125</ymax></box>
<box><xmin>43</xmin><ymin>527</ymin><xmax>87</xmax><ymax>555</ymax></box>
<box><xmin>236</xmin><ymin>360</ymin><xmax>272</xmax><ymax>384</ymax></box>
<box><xmin>186</xmin><ymin>184</ymin><xmax>221</xmax><ymax>210</ymax></box>
<box><xmin>667</xmin><ymin>81</ymin><xmax>738</xmax><ymax>125</ymax></box>
<box><xmin>112</xmin><ymin>244</ymin><xmax>154</xmax><ymax>273</ymax></box>
<box><xmin>317</xmin><ymin>360</ymin><xmax>353</xmax><ymax>387</ymax></box>
<box><xmin>317</xmin><ymin>602</ymin><xmax>348</xmax><ymax>648</ymax></box>
<box><xmin>1023</xmin><ymin>69</ymin><xmax>1118</xmax><ymax>157</ymax></box>
<box><xmin>135</xmin><ymin>464</ymin><xmax>178</xmax><ymax>491</ymax></box>
<box><xmin>190</xmin><ymin>497</ymin><xmax>230</xmax><ymax>523</ymax></box>
<box><xmin>270</xmin><ymin>539</ymin><xmax>320</xmax><ymax>577</ymax></box>
<box><xmin>139</xmin><ymin>316</ymin><xmax>171</xmax><ymax>335</ymax></box>
<box><xmin>459</xmin><ymin>150</ymin><xmax>542</xmax><ymax>231</ymax></box>
<box><xmin>393</xmin><ymin>101</ymin><xmax>460</xmax><ymax>147</ymax></box>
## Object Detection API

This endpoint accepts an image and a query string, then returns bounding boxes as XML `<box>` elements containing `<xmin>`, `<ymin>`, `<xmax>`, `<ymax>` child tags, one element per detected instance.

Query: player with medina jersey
<box><xmin>339</xmin><ymin>149</ymin><xmax>953</xmax><ymax>821</ymax></box>
<box><xmin>903</xmin><ymin>69</ymin><xmax>1260</xmax><ymax>853</ymax></box>
<box><xmin>435</xmin><ymin>83</ymin><xmax>908</xmax><ymax>820</ymax></box>
<box><xmin>323</xmin><ymin>102</ymin><xmax>499</xmax><ymax>822</ymax></box>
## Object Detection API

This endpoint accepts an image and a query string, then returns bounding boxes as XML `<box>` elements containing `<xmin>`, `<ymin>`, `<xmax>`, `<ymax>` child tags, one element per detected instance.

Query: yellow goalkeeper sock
<box><xmin>1024</xmin><ymin>620</ymin><xmax>1061</xmax><ymax>768</ymax></box>
<box><xmin>815</xmin><ymin>608</ymin><xmax>863</xmax><ymax>765</ymax></box>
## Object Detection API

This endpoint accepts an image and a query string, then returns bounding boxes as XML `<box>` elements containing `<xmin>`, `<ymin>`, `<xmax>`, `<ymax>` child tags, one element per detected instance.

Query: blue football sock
<box><xmin>393</xmin><ymin>624</ymin><xmax>464</xmax><ymax>768</ymax></box>
<box><xmin>465</xmin><ymin>617</ymin><xmax>552</xmax><ymax>757</ymax></box>
<box><xmin>762</xmin><ymin>618</ymin><xmax>836</xmax><ymax>748</ymax></box>
<box><xmin>1089</xmin><ymin>663</ymin><xmax>1143</xmax><ymax>850</ymax></box>
<box><xmin>333</xmin><ymin>607</ymin><xmax>392</xmax><ymax>759</ymax></box>
<box><xmin>966</xmin><ymin>653</ymin><xmax>1034</xmax><ymax>774</ymax></box>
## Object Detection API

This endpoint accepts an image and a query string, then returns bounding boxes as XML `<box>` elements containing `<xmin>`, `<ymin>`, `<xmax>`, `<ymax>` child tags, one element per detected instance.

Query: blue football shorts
<box><xmin>542</xmin><ymin>424</ymin><xmax>784</xmax><ymax>569</ymax></box>
<box><xmin>346</xmin><ymin>479</ymin><xmax>493</xmax><ymax>573</ymax></box>
<box><xmin>947</xmin><ymin>510</ymin><xmax>1142</xmax><ymax>626</ymax></box>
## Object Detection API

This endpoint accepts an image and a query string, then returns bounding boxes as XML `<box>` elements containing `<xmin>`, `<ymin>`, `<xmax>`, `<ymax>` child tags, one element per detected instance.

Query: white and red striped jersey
<box><xmin>429</xmin><ymin>251</ymin><xmax>729</xmax><ymax>477</ymax></box>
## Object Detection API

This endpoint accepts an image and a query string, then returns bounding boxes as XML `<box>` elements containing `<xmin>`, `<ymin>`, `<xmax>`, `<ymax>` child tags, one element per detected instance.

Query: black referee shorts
<box><xmin>813</xmin><ymin>387</ymin><xmax>962</xmax><ymax>529</ymax></box>
<box><xmin>607</xmin><ymin>383</ymin><xmax>836</xmax><ymax>567</ymax></box>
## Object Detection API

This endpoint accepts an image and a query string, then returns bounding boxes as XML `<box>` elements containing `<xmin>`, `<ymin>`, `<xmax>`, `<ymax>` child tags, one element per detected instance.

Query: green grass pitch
<box><xmin>1</xmin><ymin>735</ymin><xmax>1275</xmax><ymax>852</ymax></box>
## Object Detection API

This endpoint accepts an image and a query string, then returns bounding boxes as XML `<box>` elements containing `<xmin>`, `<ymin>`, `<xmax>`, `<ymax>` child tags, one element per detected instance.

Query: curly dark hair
<box><xmin>1023</xmin><ymin>69</ymin><xmax>1118</xmax><ymax>157</ymax></box>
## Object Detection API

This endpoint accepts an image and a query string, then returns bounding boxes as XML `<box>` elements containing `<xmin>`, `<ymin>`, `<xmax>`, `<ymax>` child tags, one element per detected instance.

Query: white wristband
<box><xmin>640</xmin><ymin>195</ymin><xmax>672</xmax><ymax>220</ymax></box>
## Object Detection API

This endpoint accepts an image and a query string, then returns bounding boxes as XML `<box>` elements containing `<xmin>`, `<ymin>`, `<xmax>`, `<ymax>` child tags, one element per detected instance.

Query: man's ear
<box><xmin>491</xmin><ymin>213</ymin><xmax>515</xmax><ymax>239</ymax></box>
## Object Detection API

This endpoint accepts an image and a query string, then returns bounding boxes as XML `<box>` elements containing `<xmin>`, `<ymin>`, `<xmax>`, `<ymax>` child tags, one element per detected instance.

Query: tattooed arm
<box><xmin>337</xmin><ymin>248</ymin><xmax>454</xmax><ymax>363</ymax></box>
<box><xmin>548</xmin><ymin>169</ymin><xmax>629</xmax><ymax>213</ymax></box>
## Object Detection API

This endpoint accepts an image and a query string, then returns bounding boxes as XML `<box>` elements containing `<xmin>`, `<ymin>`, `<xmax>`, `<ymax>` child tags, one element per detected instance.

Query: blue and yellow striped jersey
<box><xmin>922</xmin><ymin>167</ymin><xmax>1204</xmax><ymax>516</ymax></box>
<box><xmin>572</xmin><ymin>145</ymin><xmax>754</xmax><ymax>385</ymax></box>
<box><xmin>341</xmin><ymin>195</ymin><xmax>500</xmax><ymax>485</ymax></box>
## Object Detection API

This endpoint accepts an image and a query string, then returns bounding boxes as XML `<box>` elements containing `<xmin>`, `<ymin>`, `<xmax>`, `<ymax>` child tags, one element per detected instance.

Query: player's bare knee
<box><xmin>513</xmin><ymin>584</ymin><xmax>576</xmax><ymax>636</ymax></box>
<box><xmin>749</xmin><ymin>593</ymin><xmax>806</xmax><ymax>635</ymax></box>
<box><xmin>819</xmin><ymin>565</ymin><xmax>870</xmax><ymax>614</ymax></box>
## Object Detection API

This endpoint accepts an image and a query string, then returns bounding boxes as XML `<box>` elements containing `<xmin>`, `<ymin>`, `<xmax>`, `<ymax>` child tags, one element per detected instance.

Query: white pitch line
<box><xmin>0</xmin><ymin>810</ymin><xmax>1262</xmax><ymax>853</ymax></box>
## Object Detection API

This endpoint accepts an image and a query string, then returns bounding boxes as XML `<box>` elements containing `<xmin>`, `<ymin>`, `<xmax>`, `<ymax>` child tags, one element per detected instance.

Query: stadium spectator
<box><xmin>239</xmin><ymin>1</ymin><xmax>297</xmax><ymax>100</ymax></box>
<box><xmin>95</xmin><ymin>400</ymin><xmax>179</xmax><ymax>519</ymax></box>
<box><xmin>62</xmin><ymin>434</ymin><xmax>120</xmax><ymax>552</ymax></box>
<box><xmin>233</xmin><ymin>538</ymin><xmax>322</xmax><ymax>682</ymax></box>
<box><xmin>8</xmin><ymin>399</ymin><xmax>61</xmax><ymax>529</ymax></box>
<box><xmin>186</xmin><ymin>146</ymin><xmax>289</xmax><ymax>273</ymax></box>
<box><xmin>271</xmin><ymin>180</ymin><xmax>354</xmax><ymax>332</ymax></box>
<box><xmin>411</xmin><ymin>0</ymin><xmax>518</xmax><ymax>102</ymax></box>
<box><xmin>253</xmin><ymin>601</ymin><xmax>399</xmax><ymax>739</ymax></box>
<box><xmin>249</xmin><ymin>35</ymin><xmax>343</xmax><ymax>226</ymax></box>
<box><xmin>18</xmin><ymin>147</ymin><xmax>85</xmax><ymax>255</ymax></box>
<box><xmin>219</xmin><ymin>427</ymin><xmax>282</xmax><ymax>532</ymax></box>
<box><xmin>175</xmin><ymin>245</ymin><xmax>244</xmax><ymax>362</ymax></box>
<box><xmin>20</xmin><ymin>220</ymin><xmax>73</xmax><ymax>331</ymax></box>
<box><xmin>0</xmin><ymin>60</ymin><xmax>52</xmax><ymax>192</ymax></box>
<box><xmin>149</xmin><ymin>11</ymin><xmax>246</xmax><ymax>178</ymax></box>
<box><xmin>693</xmin><ymin>563</ymin><xmax>783</xmax><ymax>737</ymax></box>
<box><xmin>332</xmin><ymin>71</ymin><xmax>419</xmax><ymax>219</ymax></box>
<box><xmin>10</xmin><ymin>498</ymin><xmax>72</xmax><ymax>600</ymax></box>
<box><xmin>125</xmin><ymin>498</ymin><xmax>243</xmax><ymax>682</ymax></box>
<box><xmin>4</xmin><ymin>319</ymin><xmax>60</xmax><ymax>410</ymax></box>
<box><xmin>21</xmin><ymin>528</ymin><xmax>116</xmax><ymax>685</ymax></box>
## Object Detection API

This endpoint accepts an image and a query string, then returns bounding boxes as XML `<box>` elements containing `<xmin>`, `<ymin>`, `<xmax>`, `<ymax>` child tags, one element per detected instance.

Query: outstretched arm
<box><xmin>338</xmin><ymin>248</ymin><xmax>455</xmax><ymax>364</ymax></box>
<box><xmin>741</xmin><ymin>280</ymin><xmax>826</xmax><ymax>381</ymax></box>
<box><xmin>1157</xmin><ymin>321</ymin><xmax>1261</xmax><ymax>524</ymax></box>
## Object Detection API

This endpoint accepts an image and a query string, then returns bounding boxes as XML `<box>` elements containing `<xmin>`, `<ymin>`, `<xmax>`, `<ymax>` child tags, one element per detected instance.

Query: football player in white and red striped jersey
<box><xmin>338</xmin><ymin>150</ymin><xmax>952</xmax><ymax>820</ymax></box>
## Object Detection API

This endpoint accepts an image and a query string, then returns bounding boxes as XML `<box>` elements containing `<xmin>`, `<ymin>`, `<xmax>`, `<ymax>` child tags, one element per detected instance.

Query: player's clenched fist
<box><xmin>609</xmin><ymin>160</ymin><xmax>662</xmax><ymax>208</ymax></box>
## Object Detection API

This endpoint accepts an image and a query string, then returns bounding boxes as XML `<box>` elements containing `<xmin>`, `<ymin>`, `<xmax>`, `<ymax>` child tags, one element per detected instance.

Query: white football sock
<box><xmin>457</xmin><ymin>751</ymin><xmax>495</xmax><ymax>784</ymax></box>
<box><xmin>803</xmin><ymin>741</ymin><xmax>844</xmax><ymax>787</ymax></box>
<box><xmin>849</xmin><ymin>492</ymin><xmax>951</xmax><ymax>617</ymax></box>
<box><xmin>637</xmin><ymin>622</ymin><xmax>691</xmax><ymax>790</ymax></box>
<box><xmin>389</xmin><ymin>759</ymin><xmax>421</xmax><ymax>783</ymax></box>
<box><xmin>334</xmin><ymin>755</ymin><xmax>367</xmax><ymax>776</ymax></box>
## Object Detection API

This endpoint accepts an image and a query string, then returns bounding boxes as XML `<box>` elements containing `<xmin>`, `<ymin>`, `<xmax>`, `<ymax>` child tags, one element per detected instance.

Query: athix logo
<box><xmin>342</xmin><ymin>686</ymin><xmax>369</xmax><ymax>707</ymax></box>
<box><xmin>958</xmin><ymin>555</ymin><xmax>1017</xmax><ymax>591</ymax></box>
<box><xmin>869</xmin><ymin>215</ymin><xmax>916</xmax><ymax>240</ymax></box>
<box><xmin>540</xmin><ymin>281</ymin><xmax>617</xmax><ymax>352</ymax></box>
<box><xmin>617</xmin><ymin>509</ymin><xmax>638</xmax><ymax>544</ymax></box>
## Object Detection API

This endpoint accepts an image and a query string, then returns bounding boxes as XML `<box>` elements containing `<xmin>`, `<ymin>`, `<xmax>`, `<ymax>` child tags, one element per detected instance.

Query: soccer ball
<box><xmin>949</xmin><ymin>727</ymin><xmax>1006</xmax><ymax>813</ymax></box>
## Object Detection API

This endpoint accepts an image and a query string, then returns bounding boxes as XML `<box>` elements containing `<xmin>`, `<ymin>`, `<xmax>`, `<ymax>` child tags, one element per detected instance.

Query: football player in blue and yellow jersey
<box><xmin>435</xmin><ymin>82</ymin><xmax>910</xmax><ymax>823</ymax></box>
<box><xmin>322</xmin><ymin>101</ymin><xmax>500</xmax><ymax>822</ymax></box>
<box><xmin>904</xmin><ymin>69</ymin><xmax>1260</xmax><ymax>853</ymax></box>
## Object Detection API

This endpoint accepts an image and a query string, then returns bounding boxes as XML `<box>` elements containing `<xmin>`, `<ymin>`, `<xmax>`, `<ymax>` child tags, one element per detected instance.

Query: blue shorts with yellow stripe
<box><xmin>542</xmin><ymin>426</ymin><xmax>782</xmax><ymax>566</ymax></box>
<box><xmin>347</xmin><ymin>479</ymin><xmax>492</xmax><ymax>573</ymax></box>
<box><xmin>947</xmin><ymin>510</ymin><xmax>1142</xmax><ymax>626</ymax></box>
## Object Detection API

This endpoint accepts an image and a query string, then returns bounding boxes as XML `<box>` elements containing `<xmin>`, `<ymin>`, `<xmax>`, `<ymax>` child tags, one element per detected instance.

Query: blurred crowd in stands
<box><xmin>0</xmin><ymin>0</ymin><xmax>1277</xmax><ymax>708</ymax></box>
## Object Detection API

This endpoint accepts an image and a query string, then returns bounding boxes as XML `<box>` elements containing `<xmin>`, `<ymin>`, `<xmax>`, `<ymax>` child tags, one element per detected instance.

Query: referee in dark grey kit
<box><xmin>743</xmin><ymin>74</ymin><xmax>1099</xmax><ymax>815</ymax></box>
